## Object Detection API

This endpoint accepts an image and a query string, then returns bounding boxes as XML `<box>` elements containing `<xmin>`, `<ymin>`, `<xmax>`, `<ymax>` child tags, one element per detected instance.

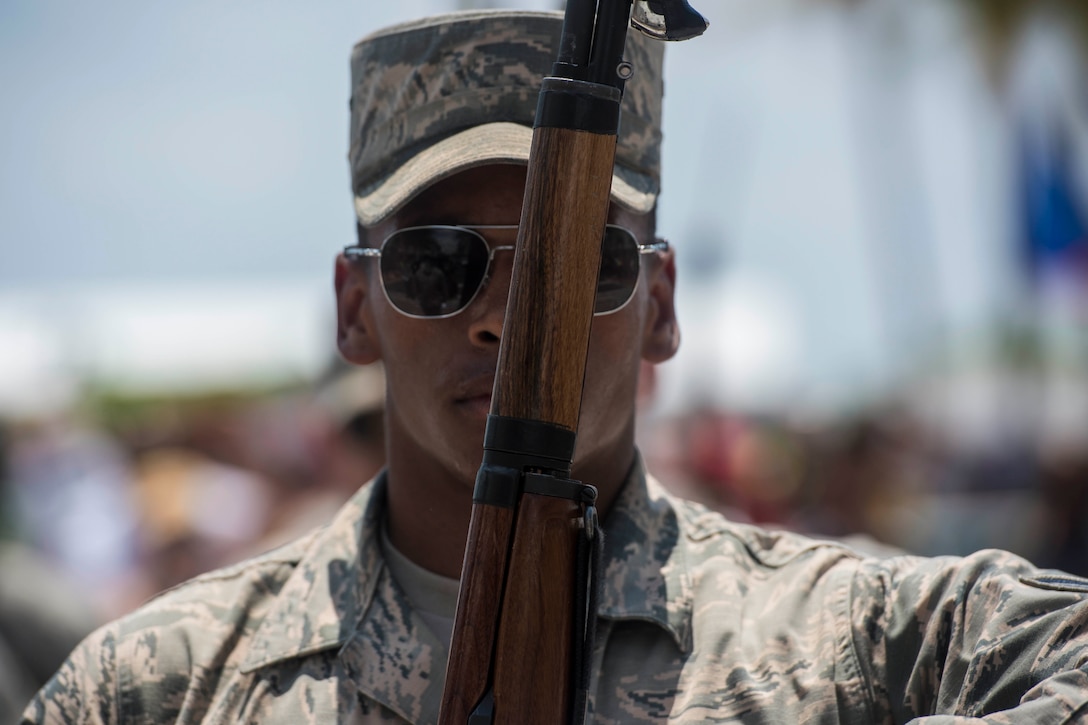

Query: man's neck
<box><xmin>384</xmin><ymin>442</ymin><xmax>475</xmax><ymax>579</ymax></box>
<box><xmin>382</xmin><ymin>416</ymin><xmax>637</xmax><ymax>580</ymax></box>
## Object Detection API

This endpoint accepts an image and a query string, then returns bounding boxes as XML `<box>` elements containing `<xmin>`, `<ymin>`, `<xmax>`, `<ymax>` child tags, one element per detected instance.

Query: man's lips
<box><xmin>457</xmin><ymin>393</ymin><xmax>492</xmax><ymax>408</ymax></box>
<box><xmin>452</xmin><ymin>374</ymin><xmax>496</xmax><ymax>412</ymax></box>
<box><xmin>454</xmin><ymin>393</ymin><xmax>493</xmax><ymax>421</ymax></box>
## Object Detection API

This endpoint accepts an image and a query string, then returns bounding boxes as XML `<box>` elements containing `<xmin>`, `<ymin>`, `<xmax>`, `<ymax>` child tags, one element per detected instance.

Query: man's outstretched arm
<box><xmin>853</xmin><ymin>550</ymin><xmax>1088</xmax><ymax>723</ymax></box>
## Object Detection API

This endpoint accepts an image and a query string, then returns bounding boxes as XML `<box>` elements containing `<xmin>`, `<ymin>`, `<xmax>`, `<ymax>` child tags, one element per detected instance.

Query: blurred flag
<box><xmin>1019</xmin><ymin>117</ymin><xmax>1088</xmax><ymax>285</ymax></box>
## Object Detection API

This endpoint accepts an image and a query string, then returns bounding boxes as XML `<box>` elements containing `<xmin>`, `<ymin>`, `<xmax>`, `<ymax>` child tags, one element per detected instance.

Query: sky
<box><xmin>1</xmin><ymin>0</ymin><xmax>1072</xmax><ymax>426</ymax></box>
<box><xmin>0</xmin><ymin>0</ymin><xmax>457</xmax><ymax>286</ymax></box>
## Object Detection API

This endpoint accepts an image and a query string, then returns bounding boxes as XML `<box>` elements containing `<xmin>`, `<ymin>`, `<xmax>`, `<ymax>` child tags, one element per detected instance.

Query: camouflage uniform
<box><xmin>21</xmin><ymin>457</ymin><xmax>1088</xmax><ymax>724</ymax></box>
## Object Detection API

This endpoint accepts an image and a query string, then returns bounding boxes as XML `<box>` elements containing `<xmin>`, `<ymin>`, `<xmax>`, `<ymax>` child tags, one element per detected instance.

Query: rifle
<box><xmin>438</xmin><ymin>2</ymin><xmax>707</xmax><ymax>723</ymax></box>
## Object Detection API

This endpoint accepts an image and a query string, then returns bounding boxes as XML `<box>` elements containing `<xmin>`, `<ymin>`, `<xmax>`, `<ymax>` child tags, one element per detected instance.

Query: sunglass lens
<box><xmin>380</xmin><ymin>227</ymin><xmax>490</xmax><ymax>317</ymax></box>
<box><xmin>594</xmin><ymin>226</ymin><xmax>641</xmax><ymax>314</ymax></box>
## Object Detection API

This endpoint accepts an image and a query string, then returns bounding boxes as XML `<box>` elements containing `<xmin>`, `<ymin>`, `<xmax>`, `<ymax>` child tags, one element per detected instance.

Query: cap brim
<box><xmin>353</xmin><ymin>121</ymin><xmax>657</xmax><ymax>226</ymax></box>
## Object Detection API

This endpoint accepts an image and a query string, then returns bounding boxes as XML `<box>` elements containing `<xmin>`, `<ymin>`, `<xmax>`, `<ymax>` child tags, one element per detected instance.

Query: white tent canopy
<box><xmin>0</xmin><ymin>280</ymin><xmax>333</xmax><ymax>415</ymax></box>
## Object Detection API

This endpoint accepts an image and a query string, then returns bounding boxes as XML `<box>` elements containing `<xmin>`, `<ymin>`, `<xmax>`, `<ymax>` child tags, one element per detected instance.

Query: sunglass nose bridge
<box><xmin>479</xmin><ymin>244</ymin><xmax>517</xmax><ymax>295</ymax></box>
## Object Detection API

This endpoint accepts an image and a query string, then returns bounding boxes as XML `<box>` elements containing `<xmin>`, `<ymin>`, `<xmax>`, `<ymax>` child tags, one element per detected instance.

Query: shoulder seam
<box><xmin>841</xmin><ymin>558</ymin><xmax>878</xmax><ymax>723</ymax></box>
<box><xmin>112</xmin><ymin>620</ymin><xmax>121</xmax><ymax>723</ymax></box>
<box><xmin>139</xmin><ymin>533</ymin><xmax>317</xmax><ymax>607</ymax></box>
<box><xmin>679</xmin><ymin>503</ymin><xmax>859</xmax><ymax>569</ymax></box>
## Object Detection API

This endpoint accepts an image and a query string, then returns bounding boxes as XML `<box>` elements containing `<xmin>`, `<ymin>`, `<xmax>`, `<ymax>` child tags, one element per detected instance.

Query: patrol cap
<box><xmin>349</xmin><ymin>9</ymin><xmax>664</xmax><ymax>226</ymax></box>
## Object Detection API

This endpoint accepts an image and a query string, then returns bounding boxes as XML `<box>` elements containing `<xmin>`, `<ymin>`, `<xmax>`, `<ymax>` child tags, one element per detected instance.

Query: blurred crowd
<box><xmin>3</xmin><ymin>356</ymin><xmax>1087</xmax><ymax>715</ymax></box>
<box><xmin>640</xmin><ymin>401</ymin><xmax>1088</xmax><ymax>570</ymax></box>
<box><xmin>0</xmin><ymin>362</ymin><xmax>386</xmax><ymax>716</ymax></box>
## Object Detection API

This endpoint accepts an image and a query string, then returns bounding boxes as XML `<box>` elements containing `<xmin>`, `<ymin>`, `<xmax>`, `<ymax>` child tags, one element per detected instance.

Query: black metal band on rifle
<box><xmin>483</xmin><ymin>414</ymin><xmax>577</xmax><ymax>463</ymax></box>
<box><xmin>523</xmin><ymin>473</ymin><xmax>597</xmax><ymax>504</ymax></box>
<box><xmin>534</xmin><ymin>77</ymin><xmax>621</xmax><ymax>134</ymax></box>
<box><xmin>473</xmin><ymin>415</ymin><xmax>578</xmax><ymax>508</ymax></box>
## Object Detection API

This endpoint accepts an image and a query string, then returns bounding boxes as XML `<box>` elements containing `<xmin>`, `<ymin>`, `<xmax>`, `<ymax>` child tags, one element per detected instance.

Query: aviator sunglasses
<box><xmin>344</xmin><ymin>224</ymin><xmax>668</xmax><ymax>319</ymax></box>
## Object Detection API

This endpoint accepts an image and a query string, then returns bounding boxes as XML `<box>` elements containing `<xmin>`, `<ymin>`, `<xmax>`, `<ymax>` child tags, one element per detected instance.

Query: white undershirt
<box><xmin>379</xmin><ymin>524</ymin><xmax>460</xmax><ymax>649</ymax></box>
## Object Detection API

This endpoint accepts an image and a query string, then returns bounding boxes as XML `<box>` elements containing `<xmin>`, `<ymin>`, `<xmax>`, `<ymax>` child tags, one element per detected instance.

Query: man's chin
<box><xmin>445</xmin><ymin>432</ymin><xmax>487</xmax><ymax>490</ymax></box>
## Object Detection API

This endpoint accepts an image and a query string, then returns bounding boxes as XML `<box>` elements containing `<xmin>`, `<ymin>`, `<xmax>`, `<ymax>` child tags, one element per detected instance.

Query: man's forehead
<box><xmin>384</xmin><ymin>164</ymin><xmax>527</xmax><ymax>228</ymax></box>
<box><xmin>371</xmin><ymin>164</ymin><xmax>655</xmax><ymax>239</ymax></box>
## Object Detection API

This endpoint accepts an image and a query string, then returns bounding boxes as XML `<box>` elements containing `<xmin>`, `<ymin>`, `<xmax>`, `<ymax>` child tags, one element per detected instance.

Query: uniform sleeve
<box><xmin>849</xmin><ymin>550</ymin><xmax>1088</xmax><ymax>723</ymax></box>
<box><xmin>20</xmin><ymin>623</ymin><xmax>121</xmax><ymax>725</ymax></box>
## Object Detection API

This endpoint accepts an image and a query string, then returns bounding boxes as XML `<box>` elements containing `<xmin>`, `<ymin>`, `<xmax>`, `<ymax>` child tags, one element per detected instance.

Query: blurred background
<box><xmin>2</xmin><ymin>0</ymin><xmax>1087</xmax><ymax>710</ymax></box>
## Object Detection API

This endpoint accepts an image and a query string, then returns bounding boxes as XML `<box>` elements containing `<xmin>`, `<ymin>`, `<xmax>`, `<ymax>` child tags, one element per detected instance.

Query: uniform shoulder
<box><xmin>105</xmin><ymin>527</ymin><xmax>322</xmax><ymax>658</ymax></box>
<box><xmin>151</xmin><ymin>527</ymin><xmax>314</xmax><ymax>599</ymax></box>
<box><xmin>22</xmin><ymin>528</ymin><xmax>328</xmax><ymax>724</ymax></box>
<box><xmin>655</xmin><ymin>480</ymin><xmax>864</xmax><ymax>570</ymax></box>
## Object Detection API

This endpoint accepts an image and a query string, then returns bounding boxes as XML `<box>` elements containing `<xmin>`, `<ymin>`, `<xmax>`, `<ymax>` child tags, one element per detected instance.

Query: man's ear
<box><xmin>641</xmin><ymin>243</ymin><xmax>680</xmax><ymax>364</ymax></box>
<box><xmin>335</xmin><ymin>254</ymin><xmax>381</xmax><ymax>365</ymax></box>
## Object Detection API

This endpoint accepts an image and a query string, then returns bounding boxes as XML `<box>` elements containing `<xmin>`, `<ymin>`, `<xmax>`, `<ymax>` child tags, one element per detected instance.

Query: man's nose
<box><xmin>466</xmin><ymin>250</ymin><xmax>515</xmax><ymax>347</ymax></box>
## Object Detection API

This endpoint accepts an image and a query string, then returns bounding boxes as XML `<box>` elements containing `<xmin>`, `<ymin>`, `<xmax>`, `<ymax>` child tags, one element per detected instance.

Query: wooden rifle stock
<box><xmin>439</xmin><ymin>2</ymin><xmax>706</xmax><ymax>723</ymax></box>
<box><xmin>440</xmin><ymin>121</ymin><xmax>616</xmax><ymax>724</ymax></box>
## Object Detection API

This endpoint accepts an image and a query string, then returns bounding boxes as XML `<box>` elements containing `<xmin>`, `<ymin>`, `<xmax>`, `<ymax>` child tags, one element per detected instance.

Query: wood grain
<box><xmin>492</xmin><ymin>492</ymin><xmax>584</xmax><ymax>722</ymax></box>
<box><xmin>492</xmin><ymin>126</ymin><xmax>618</xmax><ymax>430</ymax></box>
<box><xmin>441</xmin><ymin>124</ymin><xmax>617</xmax><ymax>723</ymax></box>
<box><xmin>439</xmin><ymin>503</ymin><xmax>516</xmax><ymax>722</ymax></box>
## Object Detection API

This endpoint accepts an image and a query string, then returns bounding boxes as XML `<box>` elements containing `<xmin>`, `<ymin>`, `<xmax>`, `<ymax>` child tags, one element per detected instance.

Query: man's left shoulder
<box><xmin>650</xmin><ymin>477</ymin><xmax>862</xmax><ymax>573</ymax></box>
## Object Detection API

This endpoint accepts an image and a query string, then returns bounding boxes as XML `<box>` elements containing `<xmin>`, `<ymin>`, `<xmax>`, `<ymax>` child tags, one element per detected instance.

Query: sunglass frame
<box><xmin>344</xmin><ymin>224</ymin><xmax>667</xmax><ymax>319</ymax></box>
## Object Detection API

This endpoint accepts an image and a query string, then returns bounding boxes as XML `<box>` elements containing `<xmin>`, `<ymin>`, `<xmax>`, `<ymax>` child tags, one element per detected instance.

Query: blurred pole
<box><xmin>1007</xmin><ymin>8</ymin><xmax>1088</xmax><ymax>450</ymax></box>
<box><xmin>961</xmin><ymin>0</ymin><xmax>1088</xmax><ymax>85</ymax></box>
<box><xmin>843</xmin><ymin>1</ymin><xmax>948</xmax><ymax>386</ymax></box>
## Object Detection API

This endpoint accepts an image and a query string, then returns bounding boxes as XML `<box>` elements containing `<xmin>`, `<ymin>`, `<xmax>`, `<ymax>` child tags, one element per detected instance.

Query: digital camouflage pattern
<box><xmin>349</xmin><ymin>10</ymin><xmax>663</xmax><ymax>225</ymax></box>
<box><xmin>22</xmin><ymin>458</ymin><xmax>1088</xmax><ymax>724</ymax></box>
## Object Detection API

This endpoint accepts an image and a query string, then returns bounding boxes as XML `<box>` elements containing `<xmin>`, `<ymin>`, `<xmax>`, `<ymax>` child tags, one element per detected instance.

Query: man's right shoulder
<box><xmin>118</xmin><ymin>528</ymin><xmax>320</xmax><ymax>646</ymax></box>
<box><xmin>20</xmin><ymin>529</ymin><xmax>325</xmax><ymax>725</ymax></box>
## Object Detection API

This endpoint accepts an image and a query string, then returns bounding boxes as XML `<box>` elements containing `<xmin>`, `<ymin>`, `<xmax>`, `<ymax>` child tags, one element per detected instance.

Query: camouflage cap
<box><xmin>349</xmin><ymin>10</ymin><xmax>664</xmax><ymax>226</ymax></box>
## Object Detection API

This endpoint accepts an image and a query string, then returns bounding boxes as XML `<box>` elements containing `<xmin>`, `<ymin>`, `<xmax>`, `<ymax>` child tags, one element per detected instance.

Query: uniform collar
<box><xmin>240</xmin><ymin>473</ymin><xmax>387</xmax><ymax>673</ymax></box>
<box><xmin>598</xmin><ymin>454</ymin><xmax>694</xmax><ymax>654</ymax></box>
<box><xmin>240</xmin><ymin>453</ymin><xmax>695</xmax><ymax>674</ymax></box>
<box><xmin>240</xmin><ymin>473</ymin><xmax>447</xmax><ymax>722</ymax></box>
